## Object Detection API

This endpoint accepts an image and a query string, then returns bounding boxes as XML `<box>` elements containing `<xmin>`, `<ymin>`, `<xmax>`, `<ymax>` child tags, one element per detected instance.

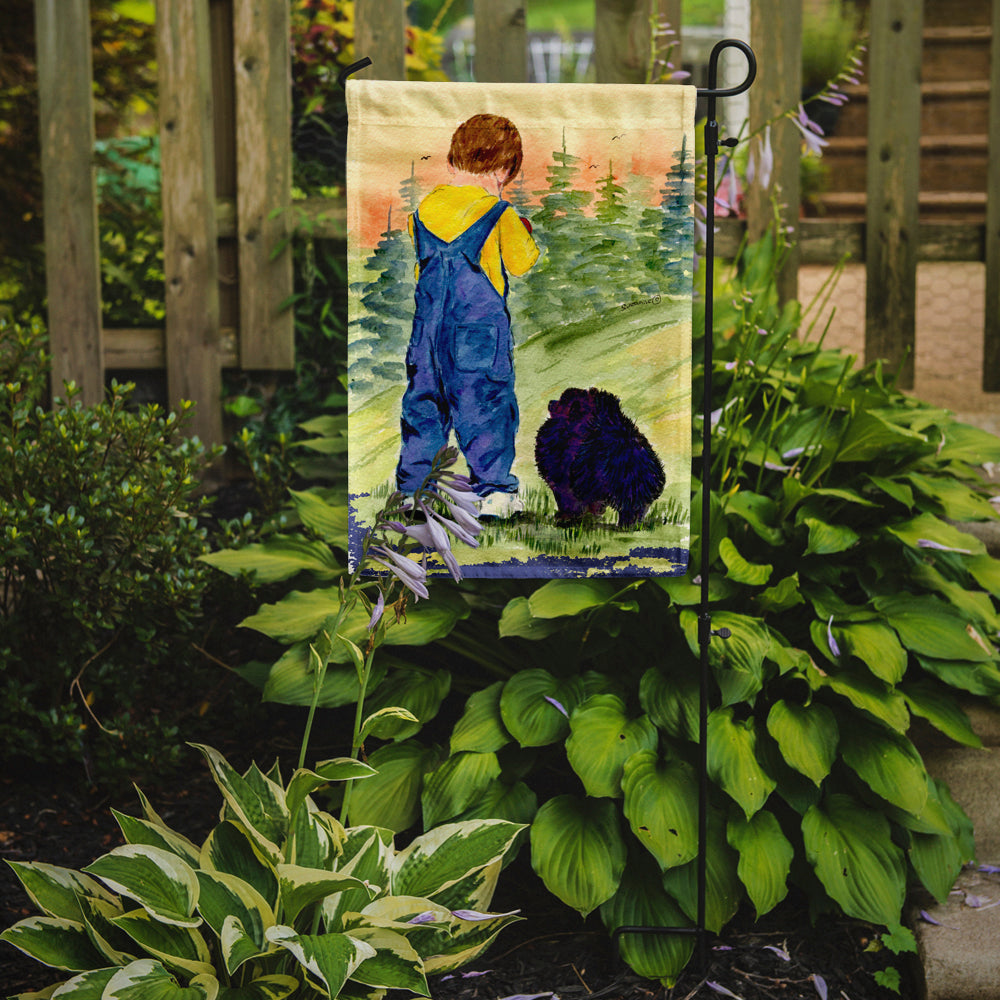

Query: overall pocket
<box><xmin>450</xmin><ymin>323</ymin><xmax>513</xmax><ymax>382</ymax></box>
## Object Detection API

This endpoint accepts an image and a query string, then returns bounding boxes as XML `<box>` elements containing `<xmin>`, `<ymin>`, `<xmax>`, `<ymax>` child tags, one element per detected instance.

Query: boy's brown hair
<box><xmin>448</xmin><ymin>114</ymin><xmax>523</xmax><ymax>183</ymax></box>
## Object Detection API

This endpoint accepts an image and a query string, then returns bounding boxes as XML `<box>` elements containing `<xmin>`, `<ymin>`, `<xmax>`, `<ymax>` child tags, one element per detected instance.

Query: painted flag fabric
<box><xmin>346</xmin><ymin>80</ymin><xmax>695</xmax><ymax>578</ymax></box>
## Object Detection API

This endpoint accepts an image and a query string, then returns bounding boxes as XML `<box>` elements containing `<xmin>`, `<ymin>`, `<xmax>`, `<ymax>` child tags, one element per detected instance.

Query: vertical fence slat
<box><xmin>33</xmin><ymin>0</ymin><xmax>103</xmax><ymax>405</ymax></box>
<box><xmin>233</xmin><ymin>0</ymin><xmax>294</xmax><ymax>369</ymax></box>
<box><xmin>984</xmin><ymin>0</ymin><xmax>1000</xmax><ymax>391</ymax></box>
<box><xmin>864</xmin><ymin>0</ymin><xmax>923</xmax><ymax>390</ymax></box>
<box><xmin>746</xmin><ymin>0</ymin><xmax>801</xmax><ymax>304</ymax></box>
<box><xmin>474</xmin><ymin>0</ymin><xmax>526</xmax><ymax>83</ymax></box>
<box><xmin>355</xmin><ymin>0</ymin><xmax>406</xmax><ymax>80</ymax></box>
<box><xmin>594</xmin><ymin>0</ymin><xmax>664</xmax><ymax>84</ymax></box>
<box><xmin>158</xmin><ymin>0</ymin><xmax>223</xmax><ymax>445</ymax></box>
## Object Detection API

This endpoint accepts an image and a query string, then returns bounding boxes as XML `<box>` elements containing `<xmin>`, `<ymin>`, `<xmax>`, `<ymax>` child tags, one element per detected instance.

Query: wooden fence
<box><xmin>33</xmin><ymin>0</ymin><xmax>1000</xmax><ymax>445</ymax></box>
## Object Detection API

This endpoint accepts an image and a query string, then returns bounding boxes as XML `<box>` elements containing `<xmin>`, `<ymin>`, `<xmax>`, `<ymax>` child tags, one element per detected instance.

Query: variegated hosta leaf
<box><xmin>620</xmin><ymin>751</ymin><xmax>698</xmax><ymax>871</ymax></box>
<box><xmin>43</xmin><ymin>965</ymin><xmax>117</xmax><ymax>997</ymax></box>
<box><xmin>195</xmin><ymin>870</ymin><xmax>274</xmax><ymax>974</ymax></box>
<box><xmin>707</xmin><ymin>707</ymin><xmax>776</xmax><ymax>819</ymax></box>
<box><xmin>200</xmin><ymin>821</ymin><xmax>278</xmax><ymax>910</ymax></box>
<box><xmin>214</xmin><ymin>974</ymin><xmax>300</xmax><ymax>999</ymax></box>
<box><xmin>190</xmin><ymin>745</ymin><xmax>288</xmax><ymax>863</ymax></box>
<box><xmin>765</xmin><ymin>699</ymin><xmax>838</xmax><ymax>786</ymax></box>
<box><xmin>726</xmin><ymin>810</ymin><xmax>793</xmax><ymax>918</ymax></box>
<box><xmin>276</xmin><ymin>865</ymin><xmax>375</xmax><ymax>925</ymax></box>
<box><xmin>110</xmin><ymin>908</ymin><xmax>214</xmax><ymax>978</ymax></box>
<box><xmin>287</xmin><ymin>801</ymin><xmax>343</xmax><ymax>870</ymax></box>
<box><xmin>111</xmin><ymin>810</ymin><xmax>201</xmax><ymax>868</ymax></box>
<box><xmin>802</xmin><ymin>793</ymin><xmax>906</xmax><ymax>927</ymax></box>
<box><xmin>600</xmin><ymin>852</ymin><xmax>694</xmax><ymax>986</ymax></box>
<box><xmin>0</xmin><ymin>916</ymin><xmax>107</xmax><ymax>971</ymax></box>
<box><xmin>265</xmin><ymin>926</ymin><xmax>375</xmax><ymax>998</ymax></box>
<box><xmin>344</xmin><ymin>926</ymin><xmax>428</xmax><ymax>994</ymax></box>
<box><xmin>102</xmin><ymin>959</ymin><xmax>217</xmax><ymax>999</ymax></box>
<box><xmin>322</xmin><ymin>829</ymin><xmax>393</xmax><ymax>931</ymax></box>
<box><xmin>285</xmin><ymin>762</ymin><xmax>375</xmax><ymax>824</ymax></box>
<box><xmin>83</xmin><ymin>846</ymin><xmax>200</xmax><ymax>928</ymax></box>
<box><xmin>565</xmin><ymin>695</ymin><xmax>658</xmax><ymax>799</ymax></box>
<box><xmin>4</xmin><ymin>862</ymin><xmax>117</xmax><ymax>922</ymax></box>
<box><xmin>77</xmin><ymin>894</ymin><xmax>135</xmax><ymax>966</ymax></box>
<box><xmin>418</xmin><ymin>907</ymin><xmax>522</xmax><ymax>975</ymax></box>
<box><xmin>529</xmin><ymin>796</ymin><xmax>626</xmax><ymax>917</ymax></box>
<box><xmin>450</xmin><ymin>681</ymin><xmax>511</xmax><ymax>754</ymax></box>
<box><xmin>391</xmin><ymin>820</ymin><xmax>524</xmax><ymax>901</ymax></box>
<box><xmin>421</xmin><ymin>751</ymin><xmax>501</xmax><ymax>829</ymax></box>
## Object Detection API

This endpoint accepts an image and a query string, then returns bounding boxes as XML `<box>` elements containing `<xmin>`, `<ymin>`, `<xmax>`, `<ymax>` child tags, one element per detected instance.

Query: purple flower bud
<box><xmin>544</xmin><ymin>695</ymin><xmax>569</xmax><ymax>718</ymax></box>
<box><xmin>367</xmin><ymin>590</ymin><xmax>385</xmax><ymax>631</ymax></box>
<box><xmin>812</xmin><ymin>974</ymin><xmax>828</xmax><ymax>1000</ymax></box>
<box><xmin>827</xmin><ymin>616</ymin><xmax>841</xmax><ymax>658</ymax></box>
<box><xmin>407</xmin><ymin>911</ymin><xmax>438</xmax><ymax>925</ymax></box>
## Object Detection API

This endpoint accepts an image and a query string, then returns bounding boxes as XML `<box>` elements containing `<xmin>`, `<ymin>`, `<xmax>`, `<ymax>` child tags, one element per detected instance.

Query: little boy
<box><xmin>396</xmin><ymin>113</ymin><xmax>539</xmax><ymax>517</ymax></box>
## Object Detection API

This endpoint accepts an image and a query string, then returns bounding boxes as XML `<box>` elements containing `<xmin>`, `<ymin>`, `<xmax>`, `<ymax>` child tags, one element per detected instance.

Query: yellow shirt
<box><xmin>408</xmin><ymin>185</ymin><xmax>540</xmax><ymax>297</ymax></box>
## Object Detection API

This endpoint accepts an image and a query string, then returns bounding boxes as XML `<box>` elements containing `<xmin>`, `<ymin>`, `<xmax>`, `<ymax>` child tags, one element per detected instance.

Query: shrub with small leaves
<box><xmin>0</xmin><ymin>317</ymin><xmax>219</xmax><ymax>781</ymax></box>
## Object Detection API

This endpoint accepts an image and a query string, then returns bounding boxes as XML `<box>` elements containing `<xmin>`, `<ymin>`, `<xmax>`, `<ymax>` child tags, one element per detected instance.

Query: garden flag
<box><xmin>346</xmin><ymin>80</ymin><xmax>696</xmax><ymax>578</ymax></box>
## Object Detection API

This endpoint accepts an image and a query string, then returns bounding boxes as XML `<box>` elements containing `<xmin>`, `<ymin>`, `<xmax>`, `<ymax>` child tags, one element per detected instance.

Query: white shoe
<box><xmin>478</xmin><ymin>493</ymin><xmax>525</xmax><ymax>519</ymax></box>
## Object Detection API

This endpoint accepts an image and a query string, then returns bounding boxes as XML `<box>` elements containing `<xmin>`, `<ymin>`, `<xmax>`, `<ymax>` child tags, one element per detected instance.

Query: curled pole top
<box><xmin>697</xmin><ymin>39</ymin><xmax>756</xmax><ymax>100</ymax></box>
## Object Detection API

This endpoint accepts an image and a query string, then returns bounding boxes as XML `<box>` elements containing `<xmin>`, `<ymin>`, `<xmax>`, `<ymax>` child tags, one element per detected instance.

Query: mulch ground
<box><xmin>0</xmin><ymin>737</ymin><xmax>916</xmax><ymax>1000</ymax></box>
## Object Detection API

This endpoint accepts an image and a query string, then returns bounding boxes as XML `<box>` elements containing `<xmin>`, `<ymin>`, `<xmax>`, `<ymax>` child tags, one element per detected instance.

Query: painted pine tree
<box><xmin>637</xmin><ymin>134</ymin><xmax>695</xmax><ymax>296</ymax></box>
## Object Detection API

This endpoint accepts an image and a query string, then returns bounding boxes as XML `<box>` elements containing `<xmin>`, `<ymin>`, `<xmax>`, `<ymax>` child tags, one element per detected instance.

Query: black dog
<box><xmin>535</xmin><ymin>387</ymin><xmax>666</xmax><ymax>529</ymax></box>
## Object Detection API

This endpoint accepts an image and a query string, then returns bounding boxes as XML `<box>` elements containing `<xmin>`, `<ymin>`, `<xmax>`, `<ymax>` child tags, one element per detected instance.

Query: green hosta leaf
<box><xmin>639</xmin><ymin>664</ymin><xmax>699</xmax><ymax>742</ymax></box>
<box><xmin>802</xmin><ymin>517</ymin><xmax>859</xmax><ymax>556</ymax></box>
<box><xmin>835</xmin><ymin>410</ymin><xmax>928</xmax><ymax>463</ymax></box>
<box><xmin>277</xmin><ymin>865</ymin><xmax>374</xmax><ymax>925</ymax></box>
<box><xmin>346</xmin><ymin>926</ymin><xmax>428</xmax><ymax>994</ymax></box>
<box><xmin>661</xmin><ymin>807</ymin><xmax>742</xmax><ymax>933</ymax></box>
<box><xmin>190</xmin><ymin>745</ymin><xmax>287</xmax><ymax>862</ymax></box>
<box><xmin>727</xmin><ymin>811</ymin><xmax>793</xmax><ymax>918</ymax></box>
<box><xmin>527</xmin><ymin>579</ymin><xmax>620</xmax><ymax>618</ymax></box>
<box><xmin>909</xmin><ymin>828</ymin><xmax>965</xmax><ymax>905</ymax></box>
<box><xmin>393</xmin><ymin>820</ymin><xmax>524</xmax><ymax>901</ymax></box>
<box><xmin>910</xmin><ymin>561</ymin><xmax>1000</xmax><ymax>633</ymax></box>
<box><xmin>766</xmin><ymin>700</ymin><xmax>838</xmax><ymax>786</ymax></box>
<box><xmin>756</xmin><ymin>573</ymin><xmax>805</xmax><ymax>614</ymax></box>
<box><xmin>836</xmin><ymin>621</ymin><xmax>907</xmax><ymax>684</ymax></box>
<box><xmin>901</xmin><ymin>679</ymin><xmax>982</xmax><ymax>748</ymax></box>
<box><xmin>453</xmin><ymin>780</ymin><xmax>538</xmax><ymax>827</ymax></box>
<box><xmin>681</xmin><ymin>610</ymin><xmax>770</xmax><ymax>706</ymax></box>
<box><xmin>530</xmin><ymin>796</ymin><xmax>627</xmax><ymax>917</ymax></box>
<box><xmin>363</xmin><ymin>666</ymin><xmax>451</xmax><ymax>740</ymax></box>
<box><xmin>904</xmin><ymin>472</ymin><xmax>998</xmax><ymax>522</ymax></box>
<box><xmin>103</xmin><ymin>959</ymin><xmax>216</xmax><ymax>999</ymax></box>
<box><xmin>621</xmin><ymin>751</ymin><xmax>698</xmax><ymax>871</ymax></box>
<box><xmin>802</xmin><ymin>794</ymin><xmax>906</xmax><ymax>926</ymax></box>
<box><xmin>840</xmin><ymin>720</ymin><xmax>928</xmax><ymax>816</ymax></box>
<box><xmin>811</xmin><ymin>663</ymin><xmax>910</xmax><ymax>732</ymax></box>
<box><xmin>84</xmin><ymin>846</ymin><xmax>200</xmax><ymax>928</ymax></box>
<box><xmin>718</xmin><ymin>537</ymin><xmax>772</xmax><ymax>585</ymax></box>
<box><xmin>260</xmin><ymin>644</ymin><xmax>387</xmax><ymax>708</ymax></box>
<box><xmin>111</xmin><ymin>908</ymin><xmax>214</xmax><ymax>977</ymax></box>
<box><xmin>450</xmin><ymin>681</ymin><xmax>510</xmax><ymax>754</ymax></box>
<box><xmin>347</xmin><ymin>740</ymin><xmax>440</xmax><ymax>832</ymax></box>
<box><xmin>195</xmin><ymin>871</ymin><xmax>273</xmax><ymax>974</ymax></box>
<box><xmin>200</xmin><ymin>536</ymin><xmax>340</xmax><ymax>584</ymax></box>
<box><xmin>200</xmin><ymin>822</ymin><xmax>278</xmax><ymax>910</ymax></box>
<box><xmin>707</xmin><ymin>708</ymin><xmax>775</xmax><ymax>818</ymax></box>
<box><xmin>967</xmin><ymin>552</ymin><xmax>1000</xmax><ymax>598</ymax></box>
<box><xmin>916</xmin><ymin>655</ymin><xmax>1000</xmax><ymax>696</ymax></box>
<box><xmin>886</xmin><ymin>512</ymin><xmax>985</xmax><ymax>556</ymax></box>
<box><xmin>5</xmin><ymin>862</ymin><xmax>118</xmax><ymax>922</ymax></box>
<box><xmin>112</xmin><ymin>812</ymin><xmax>201</xmax><ymax>868</ymax></box>
<box><xmin>0</xmin><ymin>916</ymin><xmax>107</xmax><ymax>971</ymax></box>
<box><xmin>421</xmin><ymin>751</ymin><xmax>502</xmax><ymax>829</ymax></box>
<box><xmin>724</xmin><ymin>490</ymin><xmax>783</xmax><ymax>545</ymax></box>
<box><xmin>600</xmin><ymin>852</ymin><xmax>694</xmax><ymax>986</ymax></box>
<box><xmin>499</xmin><ymin>669</ymin><xmax>584</xmax><ymax>747</ymax></box>
<box><xmin>288</xmin><ymin>488</ymin><xmax>348</xmax><ymax>546</ymax></box>
<box><xmin>265</xmin><ymin>926</ymin><xmax>375</xmax><ymax>997</ymax></box>
<box><xmin>935</xmin><ymin>420</ymin><xmax>1000</xmax><ymax>464</ymax></box>
<box><xmin>866</xmin><ymin>474</ymin><xmax>914</xmax><ymax>509</ymax></box>
<box><xmin>497</xmin><ymin>596</ymin><xmax>566</xmax><ymax>639</ymax></box>
<box><xmin>874</xmin><ymin>594</ymin><xmax>995</xmax><ymax>662</ymax></box>
<box><xmin>565</xmin><ymin>695</ymin><xmax>657</xmax><ymax>798</ymax></box>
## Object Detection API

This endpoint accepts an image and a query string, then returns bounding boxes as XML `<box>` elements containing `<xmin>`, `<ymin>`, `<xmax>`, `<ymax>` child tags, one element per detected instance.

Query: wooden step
<box><xmin>922</xmin><ymin>0</ymin><xmax>992</xmax><ymax>27</ymax></box>
<box><xmin>922</xmin><ymin>25</ymin><xmax>992</xmax><ymax>83</ymax></box>
<box><xmin>822</xmin><ymin>134</ymin><xmax>989</xmax><ymax>193</ymax></box>
<box><xmin>815</xmin><ymin>190</ymin><xmax>987</xmax><ymax>222</ymax></box>
<box><xmin>831</xmin><ymin>80</ymin><xmax>991</xmax><ymax>138</ymax></box>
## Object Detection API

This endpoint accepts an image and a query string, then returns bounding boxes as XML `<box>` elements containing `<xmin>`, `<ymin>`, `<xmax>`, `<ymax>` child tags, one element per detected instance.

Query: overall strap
<box><xmin>413</xmin><ymin>198</ymin><xmax>510</xmax><ymax>264</ymax></box>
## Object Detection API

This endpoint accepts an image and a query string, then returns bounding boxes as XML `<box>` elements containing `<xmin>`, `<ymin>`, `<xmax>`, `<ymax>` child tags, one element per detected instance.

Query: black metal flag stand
<box><xmin>340</xmin><ymin>39</ymin><xmax>758</xmax><ymax>976</ymax></box>
<box><xmin>612</xmin><ymin>38</ymin><xmax>756</xmax><ymax>974</ymax></box>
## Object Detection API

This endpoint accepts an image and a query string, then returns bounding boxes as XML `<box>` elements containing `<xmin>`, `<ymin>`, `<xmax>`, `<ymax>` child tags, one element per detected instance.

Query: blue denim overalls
<box><xmin>396</xmin><ymin>198</ymin><xmax>519</xmax><ymax>498</ymax></box>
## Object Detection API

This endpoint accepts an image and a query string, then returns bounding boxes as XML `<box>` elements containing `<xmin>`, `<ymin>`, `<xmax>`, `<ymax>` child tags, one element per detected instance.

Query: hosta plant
<box><xmin>1</xmin><ymin>743</ymin><xmax>523</xmax><ymax>999</ymax></box>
